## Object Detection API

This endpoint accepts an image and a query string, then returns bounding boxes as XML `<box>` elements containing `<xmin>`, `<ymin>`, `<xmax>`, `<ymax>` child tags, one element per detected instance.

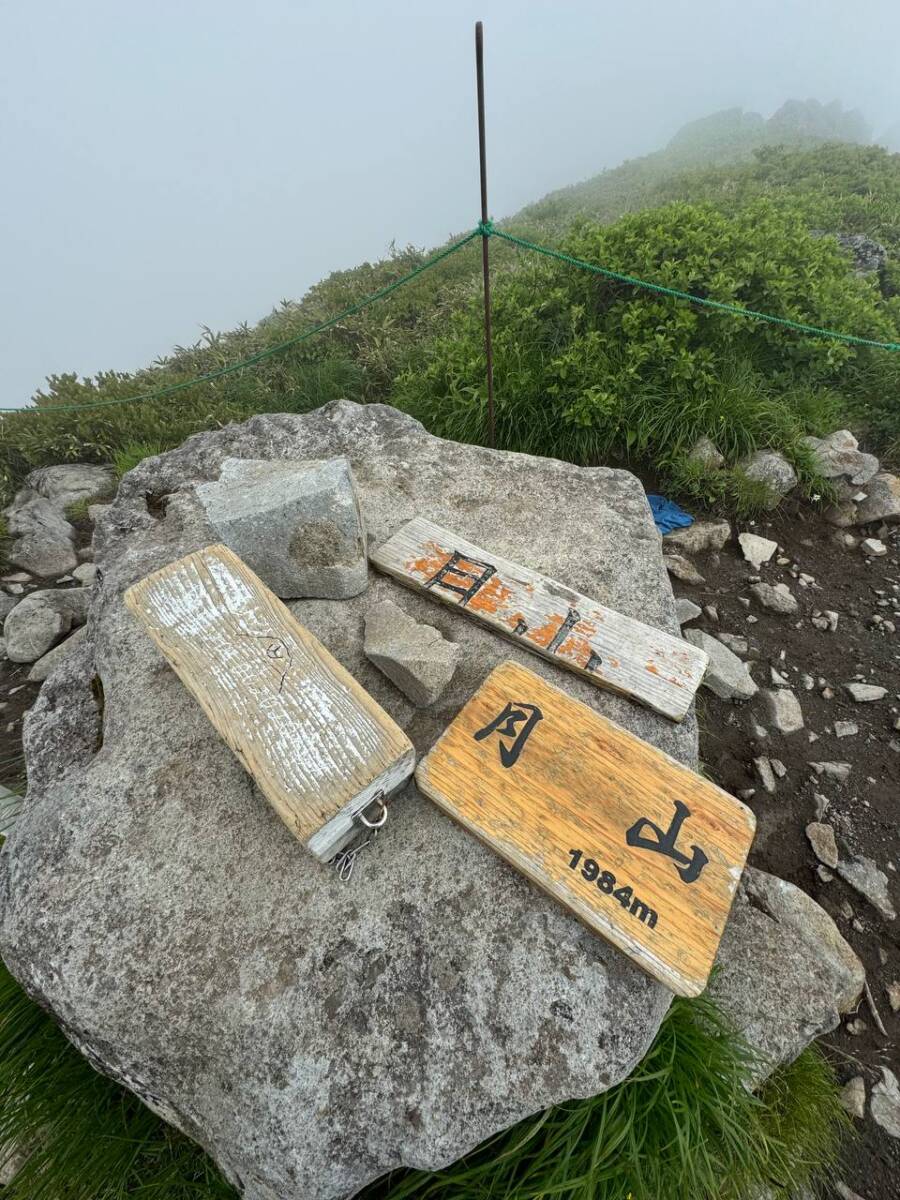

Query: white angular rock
<box><xmin>761</xmin><ymin>688</ymin><xmax>803</xmax><ymax>734</ymax></box>
<box><xmin>364</xmin><ymin>599</ymin><xmax>460</xmax><ymax>707</ymax></box>
<box><xmin>860</xmin><ymin>537</ymin><xmax>887</xmax><ymax>556</ymax></box>
<box><xmin>837</xmin><ymin>855</ymin><xmax>897</xmax><ymax>921</ymax></box>
<box><xmin>833</xmin><ymin>721</ymin><xmax>858</xmax><ymax>738</ymax></box>
<box><xmin>805</xmin><ymin>822</ymin><xmax>839</xmax><ymax>868</ymax></box>
<box><xmin>194</xmin><ymin>456</ymin><xmax>368</xmax><ymax>599</ymax></box>
<box><xmin>663</xmin><ymin>519</ymin><xmax>731</xmax><ymax>555</ymax></box>
<box><xmin>855</xmin><ymin>472</ymin><xmax>900</xmax><ymax>525</ymax></box>
<box><xmin>27</xmin><ymin>625</ymin><xmax>88</xmax><ymax>683</ymax></box>
<box><xmin>750</xmin><ymin>581</ymin><xmax>798</xmax><ymax>615</ymax></box>
<box><xmin>754</xmin><ymin>756</ymin><xmax>777</xmax><ymax>793</ymax></box>
<box><xmin>737</xmin><ymin>450</ymin><xmax>798</xmax><ymax>504</ymax></box>
<box><xmin>811</xmin><ymin>761</ymin><xmax>851</xmax><ymax>781</ymax></box>
<box><xmin>845</xmin><ymin>682</ymin><xmax>887</xmax><ymax>703</ymax></box>
<box><xmin>871</xmin><ymin>1068</ymin><xmax>900</xmax><ymax>1139</ymax></box>
<box><xmin>683</xmin><ymin>629</ymin><xmax>757</xmax><ymax>700</ymax></box>
<box><xmin>675</xmin><ymin>597</ymin><xmax>702</xmax><ymax>625</ymax></box>
<box><xmin>738</xmin><ymin>532</ymin><xmax>778</xmax><ymax>569</ymax></box>
<box><xmin>802</xmin><ymin>430</ymin><xmax>879</xmax><ymax>499</ymax></box>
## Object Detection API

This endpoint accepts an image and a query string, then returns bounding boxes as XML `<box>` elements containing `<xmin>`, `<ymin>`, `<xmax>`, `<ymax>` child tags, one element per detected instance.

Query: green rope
<box><xmin>5</xmin><ymin>215</ymin><xmax>900</xmax><ymax>420</ymax></box>
<box><xmin>488</xmin><ymin>225</ymin><xmax>900</xmax><ymax>351</ymax></box>
<box><xmin>0</xmin><ymin>230</ymin><xmax>481</xmax><ymax>416</ymax></box>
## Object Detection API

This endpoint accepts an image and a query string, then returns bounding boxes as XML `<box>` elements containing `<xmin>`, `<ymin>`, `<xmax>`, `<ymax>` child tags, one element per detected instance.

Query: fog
<box><xmin>2</xmin><ymin>0</ymin><xmax>898</xmax><ymax>407</ymax></box>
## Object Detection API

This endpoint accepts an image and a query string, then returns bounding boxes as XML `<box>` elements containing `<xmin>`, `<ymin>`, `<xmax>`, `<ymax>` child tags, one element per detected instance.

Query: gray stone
<box><xmin>3</xmin><ymin>496</ymin><xmax>78</xmax><ymax>577</ymax></box>
<box><xmin>27</xmin><ymin>626</ymin><xmax>88</xmax><ymax>683</ymax></box>
<box><xmin>860</xmin><ymin>537</ymin><xmax>887</xmax><ymax>556</ymax></box>
<box><xmin>855</xmin><ymin>472</ymin><xmax>900</xmax><ymax>525</ymax></box>
<box><xmin>716</xmin><ymin>632</ymin><xmax>748</xmax><ymax>655</ymax></box>
<box><xmin>805</xmin><ymin>822</ymin><xmax>839</xmax><ymax>868</ymax></box>
<box><xmin>738</xmin><ymin>532</ymin><xmax>778</xmax><ymax>569</ymax></box>
<box><xmin>675</xmin><ymin>597</ymin><xmax>702</xmax><ymax>625</ymax></box>
<box><xmin>811</xmin><ymin>761</ymin><xmax>851</xmax><ymax>781</ymax></box>
<box><xmin>2</xmin><ymin>588</ymin><xmax>89</xmax><ymax>663</ymax></box>
<box><xmin>0</xmin><ymin>402</ymin><xmax>849</xmax><ymax>1200</ymax></box>
<box><xmin>194</xmin><ymin>456</ymin><xmax>368</xmax><ymax>599</ymax></box>
<box><xmin>839</xmin><ymin>1075</ymin><xmax>866</xmax><ymax>1120</ymax></box>
<box><xmin>749</xmin><ymin>581</ymin><xmax>798</xmax><ymax>615</ymax></box>
<box><xmin>364</xmin><ymin>599</ymin><xmax>460</xmax><ymax>707</ymax></box>
<box><xmin>761</xmin><ymin>689</ymin><xmax>803</xmax><ymax>734</ymax></box>
<box><xmin>710</xmin><ymin>867</ymin><xmax>864</xmax><ymax>1080</ymax></box>
<box><xmin>887</xmin><ymin>980</ymin><xmax>900</xmax><ymax>1012</ymax></box>
<box><xmin>87</xmin><ymin>502</ymin><xmax>112</xmax><ymax>524</ymax></box>
<box><xmin>72</xmin><ymin>561</ymin><xmax>99</xmax><ymax>586</ymax></box>
<box><xmin>0</xmin><ymin>594</ymin><xmax>18</xmax><ymax>623</ymax></box>
<box><xmin>0</xmin><ymin>403</ymin><xmax>693</xmax><ymax>1200</ymax></box>
<box><xmin>833</xmin><ymin>721</ymin><xmax>858</xmax><ymax>739</ymax></box>
<box><xmin>871</xmin><ymin>1068</ymin><xmax>900</xmax><ymax>1139</ymax></box>
<box><xmin>802</xmin><ymin>430</ymin><xmax>879</xmax><ymax>499</ymax></box>
<box><xmin>836</xmin><ymin>232</ymin><xmax>887</xmax><ymax>275</ymax></box>
<box><xmin>684</xmin><ymin>629</ymin><xmax>757</xmax><ymax>700</ymax></box>
<box><xmin>662</xmin><ymin>553</ymin><xmax>705</xmax><ymax>584</ymax></box>
<box><xmin>663</xmin><ymin>519</ymin><xmax>730</xmax><ymax>555</ymax></box>
<box><xmin>837</xmin><ymin>855</ymin><xmax>897</xmax><ymax>921</ymax></box>
<box><xmin>754</xmin><ymin>756</ymin><xmax>777</xmax><ymax>793</ymax></box>
<box><xmin>845</xmin><ymin>682</ymin><xmax>887</xmax><ymax>702</ymax></box>
<box><xmin>19</xmin><ymin>463</ymin><xmax>115</xmax><ymax>509</ymax></box>
<box><xmin>685</xmin><ymin>435</ymin><xmax>725</xmax><ymax>470</ymax></box>
<box><xmin>737</xmin><ymin>450</ymin><xmax>798</xmax><ymax>504</ymax></box>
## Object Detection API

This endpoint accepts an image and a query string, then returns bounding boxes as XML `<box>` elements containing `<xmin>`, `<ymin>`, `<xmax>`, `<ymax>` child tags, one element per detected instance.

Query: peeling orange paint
<box><xmin>526</xmin><ymin>614</ymin><xmax>565</xmax><ymax>649</ymax></box>
<box><xmin>505</xmin><ymin>611</ymin><xmax>528</xmax><ymax>631</ymax></box>
<box><xmin>407</xmin><ymin>541</ymin><xmax>452</xmax><ymax>580</ymax></box>
<box><xmin>469</xmin><ymin>574</ymin><xmax>513</xmax><ymax>614</ymax></box>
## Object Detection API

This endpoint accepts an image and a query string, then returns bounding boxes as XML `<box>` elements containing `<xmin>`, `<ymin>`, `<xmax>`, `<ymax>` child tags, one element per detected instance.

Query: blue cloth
<box><xmin>647</xmin><ymin>494</ymin><xmax>693</xmax><ymax>535</ymax></box>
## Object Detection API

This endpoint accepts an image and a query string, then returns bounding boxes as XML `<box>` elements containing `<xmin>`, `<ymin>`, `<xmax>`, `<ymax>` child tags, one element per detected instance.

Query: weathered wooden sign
<box><xmin>370</xmin><ymin>518</ymin><xmax>706</xmax><ymax>722</ymax></box>
<box><xmin>415</xmin><ymin>661</ymin><xmax>755</xmax><ymax>995</ymax></box>
<box><xmin>124</xmin><ymin>544</ymin><xmax>415</xmax><ymax>861</ymax></box>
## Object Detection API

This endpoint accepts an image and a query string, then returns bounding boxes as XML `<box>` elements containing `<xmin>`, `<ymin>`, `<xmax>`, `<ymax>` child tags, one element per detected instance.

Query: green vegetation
<box><xmin>396</xmin><ymin>199</ymin><xmax>894</xmax><ymax>507</ymax></box>
<box><xmin>0</xmin><ymin>959</ymin><xmax>849</xmax><ymax>1200</ymax></box>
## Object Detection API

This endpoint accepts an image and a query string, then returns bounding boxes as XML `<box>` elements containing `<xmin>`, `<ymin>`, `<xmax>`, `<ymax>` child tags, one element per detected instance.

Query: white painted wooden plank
<box><xmin>370</xmin><ymin>518</ymin><xmax>707</xmax><ymax>722</ymax></box>
<box><xmin>125</xmin><ymin>544</ymin><xmax>415</xmax><ymax>860</ymax></box>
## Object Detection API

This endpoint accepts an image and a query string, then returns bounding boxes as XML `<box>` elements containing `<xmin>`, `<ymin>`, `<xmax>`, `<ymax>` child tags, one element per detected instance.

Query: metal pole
<box><xmin>475</xmin><ymin>20</ymin><xmax>496</xmax><ymax>449</ymax></box>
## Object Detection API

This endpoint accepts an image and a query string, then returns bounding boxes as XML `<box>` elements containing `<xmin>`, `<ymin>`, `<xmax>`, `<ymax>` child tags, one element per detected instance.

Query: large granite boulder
<box><xmin>4</xmin><ymin>463</ymin><xmax>115</xmax><ymax>577</ymax></box>
<box><xmin>0</xmin><ymin>403</ymin><xmax>859</xmax><ymax>1200</ymax></box>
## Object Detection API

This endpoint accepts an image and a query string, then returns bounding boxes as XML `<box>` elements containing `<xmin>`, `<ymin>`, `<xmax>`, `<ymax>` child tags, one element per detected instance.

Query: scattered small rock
<box><xmin>675</xmin><ymin>598</ymin><xmax>702</xmax><ymax>625</ymax></box>
<box><xmin>761</xmin><ymin>688</ymin><xmax>804</xmax><ymax>734</ymax></box>
<box><xmin>770</xmin><ymin>758</ymin><xmax>787</xmax><ymax>778</ymax></box>
<box><xmin>837</xmin><ymin>855</ymin><xmax>896</xmax><ymax>921</ymax></box>
<box><xmin>839</xmin><ymin>1075</ymin><xmax>866</xmax><ymax>1120</ymax></box>
<box><xmin>845</xmin><ymin>682</ymin><xmax>887</xmax><ymax>703</ymax></box>
<box><xmin>754</xmin><ymin>756</ymin><xmax>777</xmax><ymax>793</ymax></box>
<box><xmin>861</xmin><ymin>537</ymin><xmax>887</xmax><ymax>557</ymax></box>
<box><xmin>750</xmin><ymin>581</ymin><xmax>799</xmax><ymax>615</ymax></box>
<box><xmin>71</xmin><ymin>561</ymin><xmax>98</xmax><ymax>586</ymax></box>
<box><xmin>871</xmin><ymin>1068</ymin><xmax>900</xmax><ymax>1139</ymax></box>
<box><xmin>833</xmin><ymin>721</ymin><xmax>858</xmax><ymax>739</ymax></box>
<box><xmin>703</xmin><ymin>604</ymin><xmax>719</xmax><ymax>622</ymax></box>
<box><xmin>683</xmin><ymin>629</ymin><xmax>757</xmax><ymax>700</ymax></box>
<box><xmin>738</xmin><ymin>532</ymin><xmax>778</xmax><ymax>569</ymax></box>
<box><xmin>855</xmin><ymin>472</ymin><xmax>900</xmax><ymax>525</ymax></box>
<box><xmin>806</xmin><ymin>822</ymin><xmax>839</xmax><ymax>869</ymax></box>
<box><xmin>663</xmin><ymin>519</ymin><xmax>730</xmax><ymax>555</ymax></box>
<box><xmin>663</xmin><ymin>553</ymin><xmax>705</xmax><ymax>585</ymax></box>
<box><xmin>886</xmin><ymin>981</ymin><xmax>900</xmax><ymax>1013</ymax></box>
<box><xmin>845</xmin><ymin>1017</ymin><xmax>867</xmax><ymax>1035</ymax></box>
<box><xmin>810</xmin><ymin>761</ymin><xmax>851</xmax><ymax>781</ymax></box>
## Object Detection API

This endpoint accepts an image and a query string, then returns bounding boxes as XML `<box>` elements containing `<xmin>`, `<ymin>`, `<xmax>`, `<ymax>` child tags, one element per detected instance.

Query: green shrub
<box><xmin>395</xmin><ymin>200</ymin><xmax>900</xmax><ymax>490</ymax></box>
<box><xmin>0</xmin><ymin>957</ymin><xmax>849</xmax><ymax>1200</ymax></box>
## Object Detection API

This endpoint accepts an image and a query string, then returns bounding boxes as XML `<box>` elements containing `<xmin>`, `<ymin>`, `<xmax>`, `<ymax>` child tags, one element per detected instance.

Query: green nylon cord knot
<box><xmin>477</xmin><ymin>219</ymin><xmax>495</xmax><ymax>237</ymax></box>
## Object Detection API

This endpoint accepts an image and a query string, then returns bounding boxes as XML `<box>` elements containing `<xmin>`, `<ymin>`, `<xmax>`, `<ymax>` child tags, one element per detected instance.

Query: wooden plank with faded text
<box><xmin>125</xmin><ymin>544</ymin><xmax>415</xmax><ymax>862</ymax></box>
<box><xmin>416</xmin><ymin>661</ymin><xmax>755</xmax><ymax>996</ymax></box>
<box><xmin>370</xmin><ymin>517</ymin><xmax>707</xmax><ymax>722</ymax></box>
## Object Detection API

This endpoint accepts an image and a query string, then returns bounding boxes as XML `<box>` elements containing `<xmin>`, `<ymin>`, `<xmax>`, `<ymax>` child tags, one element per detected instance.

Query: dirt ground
<box><xmin>0</xmin><ymin>503</ymin><xmax>897</xmax><ymax>1198</ymax></box>
<box><xmin>669</xmin><ymin>497</ymin><xmax>899</xmax><ymax>1200</ymax></box>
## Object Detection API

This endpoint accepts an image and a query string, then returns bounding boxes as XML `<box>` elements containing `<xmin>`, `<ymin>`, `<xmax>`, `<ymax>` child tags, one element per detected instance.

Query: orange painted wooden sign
<box><xmin>416</xmin><ymin>661</ymin><xmax>755</xmax><ymax>996</ymax></box>
<box><xmin>370</xmin><ymin>517</ymin><xmax>707</xmax><ymax>722</ymax></box>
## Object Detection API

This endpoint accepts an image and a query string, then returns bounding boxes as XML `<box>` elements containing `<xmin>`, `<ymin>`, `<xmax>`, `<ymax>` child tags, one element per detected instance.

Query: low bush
<box><xmin>394</xmin><ymin>200</ymin><xmax>900</xmax><ymax>496</ymax></box>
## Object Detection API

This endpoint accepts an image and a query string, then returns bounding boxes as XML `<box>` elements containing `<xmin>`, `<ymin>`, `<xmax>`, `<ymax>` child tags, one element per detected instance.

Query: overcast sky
<box><xmin>2</xmin><ymin>0</ymin><xmax>898</xmax><ymax>407</ymax></box>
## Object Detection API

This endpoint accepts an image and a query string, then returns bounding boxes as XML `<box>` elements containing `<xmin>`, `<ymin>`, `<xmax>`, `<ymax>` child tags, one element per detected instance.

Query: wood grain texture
<box><xmin>415</xmin><ymin>661</ymin><xmax>755</xmax><ymax>996</ymax></box>
<box><xmin>370</xmin><ymin>517</ymin><xmax>706</xmax><ymax>722</ymax></box>
<box><xmin>124</xmin><ymin>544</ymin><xmax>415</xmax><ymax>860</ymax></box>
